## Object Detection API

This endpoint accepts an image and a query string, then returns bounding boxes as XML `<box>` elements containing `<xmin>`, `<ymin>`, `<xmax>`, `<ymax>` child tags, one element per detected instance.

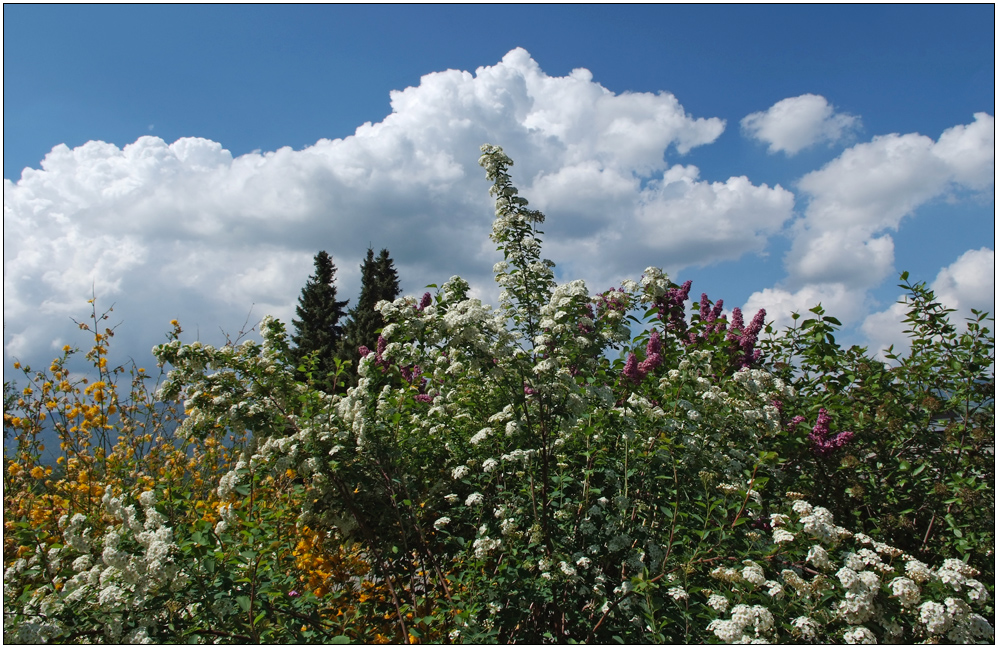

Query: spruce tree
<box><xmin>290</xmin><ymin>251</ymin><xmax>349</xmax><ymax>391</ymax></box>
<box><xmin>339</xmin><ymin>248</ymin><xmax>402</xmax><ymax>374</ymax></box>
<box><xmin>374</xmin><ymin>248</ymin><xmax>401</xmax><ymax>308</ymax></box>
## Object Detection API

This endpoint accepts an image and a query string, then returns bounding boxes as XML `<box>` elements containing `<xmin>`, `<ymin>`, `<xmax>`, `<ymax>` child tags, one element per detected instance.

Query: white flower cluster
<box><xmin>842</xmin><ymin>625</ymin><xmax>877</xmax><ymax>644</ymax></box>
<box><xmin>792</xmin><ymin>615</ymin><xmax>820</xmax><ymax>641</ymax></box>
<box><xmin>793</xmin><ymin>500</ymin><xmax>851</xmax><ymax>543</ymax></box>
<box><xmin>834</xmin><ymin>565</ymin><xmax>881</xmax><ymax>624</ymax></box>
<box><xmin>667</xmin><ymin>586</ymin><xmax>688</xmax><ymax>601</ymax></box>
<box><xmin>706</xmin><ymin>498</ymin><xmax>994</xmax><ymax>644</ymax></box>
<box><xmin>469</xmin><ymin>426</ymin><xmax>492</xmax><ymax>446</ymax></box>
<box><xmin>639</xmin><ymin>267</ymin><xmax>671</xmax><ymax>300</ymax></box>
<box><xmin>9</xmin><ymin>490</ymin><xmax>190</xmax><ymax>643</ymax></box>
<box><xmin>707</xmin><ymin>593</ymin><xmax>730</xmax><ymax>612</ymax></box>
<box><xmin>472</xmin><ymin>535</ymin><xmax>501</xmax><ymax>560</ymax></box>
<box><xmin>707</xmin><ymin>604</ymin><xmax>776</xmax><ymax>643</ymax></box>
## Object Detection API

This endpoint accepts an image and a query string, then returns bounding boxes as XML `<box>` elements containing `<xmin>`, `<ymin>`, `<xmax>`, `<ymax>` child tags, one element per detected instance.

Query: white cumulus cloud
<box><xmin>6</xmin><ymin>48</ymin><xmax>797</xmax><ymax>371</ymax></box>
<box><xmin>788</xmin><ymin>113</ymin><xmax>994</xmax><ymax>290</ymax></box>
<box><xmin>741</xmin><ymin>94</ymin><xmax>860</xmax><ymax>155</ymax></box>
<box><xmin>742</xmin><ymin>113</ymin><xmax>993</xmax><ymax>343</ymax></box>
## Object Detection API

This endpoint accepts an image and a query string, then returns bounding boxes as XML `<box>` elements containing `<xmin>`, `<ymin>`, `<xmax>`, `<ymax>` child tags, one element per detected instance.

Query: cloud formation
<box><xmin>4</xmin><ymin>52</ymin><xmax>992</xmax><ymax>374</ymax></box>
<box><xmin>742</xmin><ymin>112</ymin><xmax>994</xmax><ymax>333</ymax></box>
<box><xmin>5</xmin><ymin>48</ymin><xmax>797</xmax><ymax>370</ymax></box>
<box><xmin>741</xmin><ymin>94</ymin><xmax>860</xmax><ymax>155</ymax></box>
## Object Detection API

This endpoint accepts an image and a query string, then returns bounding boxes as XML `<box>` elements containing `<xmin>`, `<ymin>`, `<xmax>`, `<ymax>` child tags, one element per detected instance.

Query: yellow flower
<box><xmin>30</xmin><ymin>466</ymin><xmax>45</xmax><ymax>479</ymax></box>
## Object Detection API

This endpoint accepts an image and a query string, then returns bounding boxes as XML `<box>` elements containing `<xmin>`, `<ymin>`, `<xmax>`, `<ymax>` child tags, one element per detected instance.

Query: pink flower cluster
<box><xmin>808</xmin><ymin>408</ymin><xmax>855</xmax><ymax>457</ymax></box>
<box><xmin>596</xmin><ymin>287</ymin><xmax>629</xmax><ymax>316</ymax></box>
<box><xmin>623</xmin><ymin>330</ymin><xmax>663</xmax><ymax>383</ymax></box>
<box><xmin>361</xmin><ymin>336</ymin><xmax>437</xmax><ymax>402</ymax></box>
<box><xmin>725</xmin><ymin>307</ymin><xmax>766</xmax><ymax>369</ymax></box>
<box><xmin>656</xmin><ymin>280</ymin><xmax>693</xmax><ymax>338</ymax></box>
<box><xmin>697</xmin><ymin>293</ymin><xmax>726</xmax><ymax>337</ymax></box>
<box><xmin>664</xmin><ymin>285</ymin><xmax>767</xmax><ymax>370</ymax></box>
<box><xmin>357</xmin><ymin>335</ymin><xmax>390</xmax><ymax>370</ymax></box>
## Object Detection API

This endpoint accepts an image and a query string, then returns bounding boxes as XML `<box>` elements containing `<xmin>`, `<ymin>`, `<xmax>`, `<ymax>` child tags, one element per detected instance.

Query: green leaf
<box><xmin>236</xmin><ymin>595</ymin><xmax>251</xmax><ymax>612</ymax></box>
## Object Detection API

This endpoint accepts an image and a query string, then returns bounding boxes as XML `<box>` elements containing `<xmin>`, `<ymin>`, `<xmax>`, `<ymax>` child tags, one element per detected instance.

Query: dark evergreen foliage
<box><xmin>339</xmin><ymin>248</ymin><xmax>402</xmax><ymax>377</ymax></box>
<box><xmin>290</xmin><ymin>251</ymin><xmax>349</xmax><ymax>391</ymax></box>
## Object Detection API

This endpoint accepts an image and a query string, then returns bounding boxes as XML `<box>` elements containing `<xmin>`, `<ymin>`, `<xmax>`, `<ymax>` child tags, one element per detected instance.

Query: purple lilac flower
<box><xmin>418</xmin><ymin>292</ymin><xmax>432</xmax><ymax>311</ymax></box>
<box><xmin>709</xmin><ymin>299</ymin><xmax>724</xmax><ymax>325</ymax></box>
<box><xmin>637</xmin><ymin>331</ymin><xmax>663</xmax><ymax>376</ymax></box>
<box><xmin>623</xmin><ymin>330</ymin><xmax>664</xmax><ymax>383</ymax></box>
<box><xmin>622</xmin><ymin>353</ymin><xmax>642</xmax><ymax>383</ymax></box>
<box><xmin>415</xmin><ymin>393</ymin><xmax>434</xmax><ymax>403</ymax></box>
<box><xmin>722</xmin><ymin>307</ymin><xmax>765</xmax><ymax>369</ymax></box>
<box><xmin>808</xmin><ymin>408</ymin><xmax>855</xmax><ymax>457</ymax></box>
<box><xmin>596</xmin><ymin>288</ymin><xmax>629</xmax><ymax>322</ymax></box>
<box><xmin>360</xmin><ymin>336</ymin><xmax>391</xmax><ymax>372</ymax></box>
<box><xmin>727</xmin><ymin>308</ymin><xmax>745</xmax><ymax>342</ymax></box>
<box><xmin>400</xmin><ymin>365</ymin><xmax>422</xmax><ymax>385</ymax></box>
<box><xmin>523</xmin><ymin>384</ymin><xmax>537</xmax><ymax>395</ymax></box>
<box><xmin>736</xmin><ymin>308</ymin><xmax>766</xmax><ymax>368</ymax></box>
<box><xmin>657</xmin><ymin>280</ymin><xmax>692</xmax><ymax>339</ymax></box>
<box><xmin>697</xmin><ymin>293</ymin><xmax>727</xmax><ymax>339</ymax></box>
<box><xmin>646</xmin><ymin>330</ymin><xmax>662</xmax><ymax>357</ymax></box>
<box><xmin>786</xmin><ymin>415</ymin><xmax>807</xmax><ymax>433</ymax></box>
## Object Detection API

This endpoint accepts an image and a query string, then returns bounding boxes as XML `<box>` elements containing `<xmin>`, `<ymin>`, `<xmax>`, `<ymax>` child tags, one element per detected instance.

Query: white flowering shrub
<box><xmin>704</xmin><ymin>497</ymin><xmax>993</xmax><ymax>643</ymax></box>
<box><xmin>6</xmin><ymin>144</ymin><xmax>992</xmax><ymax>643</ymax></box>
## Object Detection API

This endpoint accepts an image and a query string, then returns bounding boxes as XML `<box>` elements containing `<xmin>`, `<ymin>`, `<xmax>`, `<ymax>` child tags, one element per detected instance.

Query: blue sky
<box><xmin>4</xmin><ymin>4</ymin><xmax>994</xmax><ymax>374</ymax></box>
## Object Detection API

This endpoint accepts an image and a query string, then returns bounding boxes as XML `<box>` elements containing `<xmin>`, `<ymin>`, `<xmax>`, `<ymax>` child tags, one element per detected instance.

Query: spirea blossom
<box><xmin>667</xmin><ymin>586</ymin><xmax>688</xmax><ymax>601</ymax></box>
<box><xmin>843</xmin><ymin>625</ymin><xmax>876</xmax><ymax>644</ymax></box>
<box><xmin>772</xmin><ymin>528</ymin><xmax>795</xmax><ymax>544</ymax></box>
<box><xmin>707</xmin><ymin>594</ymin><xmax>730</xmax><ymax>612</ymax></box>
<box><xmin>792</xmin><ymin>616</ymin><xmax>820</xmax><ymax>640</ymax></box>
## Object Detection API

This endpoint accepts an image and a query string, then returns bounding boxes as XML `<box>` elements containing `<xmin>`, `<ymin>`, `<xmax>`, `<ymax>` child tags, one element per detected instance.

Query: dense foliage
<box><xmin>290</xmin><ymin>250</ymin><xmax>350</xmax><ymax>393</ymax></box>
<box><xmin>338</xmin><ymin>247</ymin><xmax>403</xmax><ymax>387</ymax></box>
<box><xmin>4</xmin><ymin>145</ymin><xmax>994</xmax><ymax>644</ymax></box>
